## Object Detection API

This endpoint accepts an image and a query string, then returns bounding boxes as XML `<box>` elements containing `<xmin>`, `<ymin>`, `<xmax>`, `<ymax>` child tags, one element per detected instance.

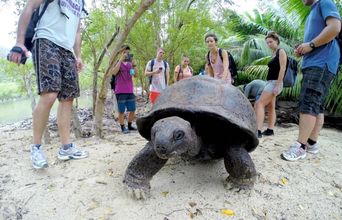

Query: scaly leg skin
<box><xmin>224</xmin><ymin>146</ymin><xmax>257</xmax><ymax>192</ymax></box>
<box><xmin>123</xmin><ymin>142</ymin><xmax>168</xmax><ymax>200</ymax></box>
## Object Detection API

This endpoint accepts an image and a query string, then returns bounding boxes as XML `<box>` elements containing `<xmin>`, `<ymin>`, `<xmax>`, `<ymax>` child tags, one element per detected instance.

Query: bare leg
<box><xmin>118</xmin><ymin>112</ymin><xmax>125</xmax><ymax>125</ymax></box>
<box><xmin>308</xmin><ymin>113</ymin><xmax>324</xmax><ymax>141</ymax></box>
<box><xmin>128</xmin><ymin>111</ymin><xmax>135</xmax><ymax>123</ymax></box>
<box><xmin>57</xmin><ymin>99</ymin><xmax>73</xmax><ymax>145</ymax></box>
<box><xmin>255</xmin><ymin>91</ymin><xmax>274</xmax><ymax>131</ymax></box>
<box><xmin>297</xmin><ymin>113</ymin><xmax>317</xmax><ymax>144</ymax></box>
<box><xmin>124</xmin><ymin>142</ymin><xmax>167</xmax><ymax>199</ymax></box>
<box><xmin>267</xmin><ymin>96</ymin><xmax>277</xmax><ymax>129</ymax></box>
<box><xmin>33</xmin><ymin>92</ymin><xmax>58</xmax><ymax>144</ymax></box>
<box><xmin>224</xmin><ymin>146</ymin><xmax>256</xmax><ymax>190</ymax></box>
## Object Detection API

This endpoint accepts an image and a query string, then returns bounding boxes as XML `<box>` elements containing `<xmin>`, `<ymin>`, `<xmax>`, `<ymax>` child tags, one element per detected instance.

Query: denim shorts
<box><xmin>116</xmin><ymin>93</ymin><xmax>136</xmax><ymax>113</ymax></box>
<box><xmin>299</xmin><ymin>65</ymin><xmax>335</xmax><ymax>116</ymax></box>
<box><xmin>263</xmin><ymin>80</ymin><xmax>283</xmax><ymax>94</ymax></box>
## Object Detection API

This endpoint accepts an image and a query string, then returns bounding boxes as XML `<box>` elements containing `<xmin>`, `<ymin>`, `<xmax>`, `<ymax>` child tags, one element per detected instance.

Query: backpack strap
<box><xmin>150</xmin><ymin>59</ymin><xmax>155</xmax><ymax>72</ymax></box>
<box><xmin>218</xmin><ymin>48</ymin><xmax>223</xmax><ymax>62</ymax></box>
<box><xmin>163</xmin><ymin>61</ymin><xmax>168</xmax><ymax>86</ymax></box>
<box><xmin>38</xmin><ymin>0</ymin><xmax>53</xmax><ymax>20</ymax></box>
<box><xmin>176</xmin><ymin>64</ymin><xmax>182</xmax><ymax>81</ymax></box>
<box><xmin>207</xmin><ymin>51</ymin><xmax>211</xmax><ymax>65</ymax></box>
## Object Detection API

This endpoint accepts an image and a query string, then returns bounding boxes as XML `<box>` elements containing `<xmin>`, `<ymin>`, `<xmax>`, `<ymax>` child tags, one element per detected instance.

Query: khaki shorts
<box><xmin>32</xmin><ymin>38</ymin><xmax>80</xmax><ymax>101</ymax></box>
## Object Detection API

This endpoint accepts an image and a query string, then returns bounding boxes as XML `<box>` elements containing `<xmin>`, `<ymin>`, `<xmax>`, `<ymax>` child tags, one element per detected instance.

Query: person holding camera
<box><xmin>145</xmin><ymin>48</ymin><xmax>170</xmax><ymax>105</ymax></box>
<box><xmin>110</xmin><ymin>45</ymin><xmax>137</xmax><ymax>134</ymax></box>
<box><xmin>7</xmin><ymin>0</ymin><xmax>88</xmax><ymax>169</ymax></box>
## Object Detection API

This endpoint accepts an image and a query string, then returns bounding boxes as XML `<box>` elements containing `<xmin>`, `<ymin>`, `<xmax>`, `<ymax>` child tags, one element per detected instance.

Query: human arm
<box><xmin>273</xmin><ymin>49</ymin><xmax>287</xmax><ymax>95</ymax></box>
<box><xmin>10</xmin><ymin>0</ymin><xmax>44</xmax><ymax>63</ymax></box>
<box><xmin>110</xmin><ymin>52</ymin><xmax>125</xmax><ymax>76</ymax></box>
<box><xmin>73</xmin><ymin>22</ymin><xmax>84</xmax><ymax>73</ymax></box>
<box><xmin>144</xmin><ymin>60</ymin><xmax>162</xmax><ymax>77</ymax></box>
<box><xmin>174</xmin><ymin>65</ymin><xmax>180</xmax><ymax>82</ymax></box>
<box><xmin>166</xmin><ymin>63</ymin><xmax>170</xmax><ymax>86</ymax></box>
<box><xmin>221</xmin><ymin>50</ymin><xmax>232</xmax><ymax>84</ymax></box>
<box><xmin>295</xmin><ymin>0</ymin><xmax>341</xmax><ymax>56</ymax></box>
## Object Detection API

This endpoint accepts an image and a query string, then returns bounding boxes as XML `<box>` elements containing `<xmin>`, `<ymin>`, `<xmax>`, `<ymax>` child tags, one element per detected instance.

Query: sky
<box><xmin>0</xmin><ymin>0</ymin><xmax>258</xmax><ymax>49</ymax></box>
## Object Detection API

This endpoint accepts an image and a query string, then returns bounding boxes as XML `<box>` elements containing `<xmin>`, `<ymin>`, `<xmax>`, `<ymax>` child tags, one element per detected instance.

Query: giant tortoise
<box><xmin>124</xmin><ymin>76</ymin><xmax>259</xmax><ymax>199</ymax></box>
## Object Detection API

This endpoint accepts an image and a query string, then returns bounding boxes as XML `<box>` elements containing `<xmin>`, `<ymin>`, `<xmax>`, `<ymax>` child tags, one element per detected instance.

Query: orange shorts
<box><xmin>149</xmin><ymin>91</ymin><xmax>160</xmax><ymax>105</ymax></box>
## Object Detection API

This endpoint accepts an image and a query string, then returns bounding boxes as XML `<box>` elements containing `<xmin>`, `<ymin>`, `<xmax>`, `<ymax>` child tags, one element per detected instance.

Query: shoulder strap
<box><xmin>150</xmin><ymin>59</ymin><xmax>155</xmax><ymax>72</ymax></box>
<box><xmin>207</xmin><ymin>51</ymin><xmax>211</xmax><ymax>65</ymax></box>
<box><xmin>38</xmin><ymin>0</ymin><xmax>53</xmax><ymax>20</ymax></box>
<box><xmin>163</xmin><ymin>61</ymin><xmax>168</xmax><ymax>86</ymax></box>
<box><xmin>218</xmin><ymin>48</ymin><xmax>223</xmax><ymax>62</ymax></box>
<box><xmin>176</xmin><ymin>65</ymin><xmax>182</xmax><ymax>81</ymax></box>
<box><xmin>81</xmin><ymin>0</ymin><xmax>88</xmax><ymax>15</ymax></box>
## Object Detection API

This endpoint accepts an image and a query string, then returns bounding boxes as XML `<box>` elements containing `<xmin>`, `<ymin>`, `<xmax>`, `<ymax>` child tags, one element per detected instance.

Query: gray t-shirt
<box><xmin>145</xmin><ymin>59</ymin><xmax>169</xmax><ymax>93</ymax></box>
<box><xmin>33</xmin><ymin>0</ymin><xmax>84</xmax><ymax>52</ymax></box>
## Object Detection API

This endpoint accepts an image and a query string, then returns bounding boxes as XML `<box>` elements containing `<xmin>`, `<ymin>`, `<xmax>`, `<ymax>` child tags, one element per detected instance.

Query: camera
<box><xmin>7</xmin><ymin>46</ymin><xmax>27</xmax><ymax>64</ymax></box>
<box><xmin>159</xmin><ymin>67</ymin><xmax>163</xmax><ymax>70</ymax></box>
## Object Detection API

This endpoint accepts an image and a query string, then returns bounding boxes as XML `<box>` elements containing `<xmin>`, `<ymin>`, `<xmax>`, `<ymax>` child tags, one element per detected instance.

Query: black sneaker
<box><xmin>121</xmin><ymin>126</ymin><xmax>130</xmax><ymax>134</ymax></box>
<box><xmin>128</xmin><ymin>122</ymin><xmax>137</xmax><ymax>131</ymax></box>
<box><xmin>262</xmin><ymin>129</ymin><xmax>274</xmax><ymax>136</ymax></box>
<box><xmin>257</xmin><ymin>130</ymin><xmax>262</xmax><ymax>138</ymax></box>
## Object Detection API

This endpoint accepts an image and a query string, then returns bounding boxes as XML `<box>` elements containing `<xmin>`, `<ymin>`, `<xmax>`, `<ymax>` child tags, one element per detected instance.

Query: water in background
<box><xmin>0</xmin><ymin>95</ymin><xmax>92</xmax><ymax>124</ymax></box>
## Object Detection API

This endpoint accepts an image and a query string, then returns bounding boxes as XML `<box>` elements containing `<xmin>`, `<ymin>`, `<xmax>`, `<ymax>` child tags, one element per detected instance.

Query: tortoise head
<box><xmin>151</xmin><ymin>116</ymin><xmax>200</xmax><ymax>159</ymax></box>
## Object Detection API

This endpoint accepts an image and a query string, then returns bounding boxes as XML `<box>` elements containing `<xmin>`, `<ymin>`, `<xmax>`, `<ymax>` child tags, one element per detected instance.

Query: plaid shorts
<box><xmin>32</xmin><ymin>38</ymin><xmax>80</xmax><ymax>101</ymax></box>
<box><xmin>299</xmin><ymin>65</ymin><xmax>335</xmax><ymax>116</ymax></box>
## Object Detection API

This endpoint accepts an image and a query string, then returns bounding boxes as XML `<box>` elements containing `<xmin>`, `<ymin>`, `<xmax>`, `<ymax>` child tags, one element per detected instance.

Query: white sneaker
<box><xmin>30</xmin><ymin>145</ymin><xmax>48</xmax><ymax>169</ymax></box>
<box><xmin>307</xmin><ymin>143</ymin><xmax>319</xmax><ymax>154</ymax></box>
<box><xmin>58</xmin><ymin>143</ymin><xmax>89</xmax><ymax>161</ymax></box>
<box><xmin>281</xmin><ymin>141</ymin><xmax>307</xmax><ymax>161</ymax></box>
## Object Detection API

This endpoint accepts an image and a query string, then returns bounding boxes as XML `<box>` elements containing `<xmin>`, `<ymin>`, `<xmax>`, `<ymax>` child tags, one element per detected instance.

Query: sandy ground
<box><xmin>0</xmin><ymin>124</ymin><xmax>341</xmax><ymax>220</ymax></box>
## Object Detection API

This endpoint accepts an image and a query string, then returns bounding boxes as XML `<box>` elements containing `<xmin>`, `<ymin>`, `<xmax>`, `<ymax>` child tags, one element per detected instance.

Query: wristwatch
<box><xmin>309</xmin><ymin>41</ymin><xmax>316</xmax><ymax>50</ymax></box>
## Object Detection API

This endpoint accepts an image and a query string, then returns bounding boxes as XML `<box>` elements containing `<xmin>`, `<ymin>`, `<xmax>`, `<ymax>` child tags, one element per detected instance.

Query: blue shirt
<box><xmin>302</xmin><ymin>0</ymin><xmax>341</xmax><ymax>74</ymax></box>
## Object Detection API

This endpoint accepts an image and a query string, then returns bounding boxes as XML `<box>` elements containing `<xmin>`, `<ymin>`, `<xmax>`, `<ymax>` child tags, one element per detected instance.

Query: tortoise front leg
<box><xmin>123</xmin><ymin>141</ymin><xmax>168</xmax><ymax>200</ymax></box>
<box><xmin>224</xmin><ymin>146</ymin><xmax>256</xmax><ymax>190</ymax></box>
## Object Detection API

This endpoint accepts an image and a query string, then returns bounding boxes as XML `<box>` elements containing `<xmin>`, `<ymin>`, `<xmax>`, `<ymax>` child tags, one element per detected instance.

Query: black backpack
<box><xmin>110</xmin><ymin>74</ymin><xmax>116</xmax><ymax>91</ymax></box>
<box><xmin>207</xmin><ymin>48</ymin><xmax>238</xmax><ymax>79</ymax></box>
<box><xmin>148</xmin><ymin>59</ymin><xmax>168</xmax><ymax>85</ymax></box>
<box><xmin>24</xmin><ymin>0</ymin><xmax>87</xmax><ymax>52</ymax></box>
<box><xmin>283</xmin><ymin>57</ymin><xmax>298</xmax><ymax>87</ymax></box>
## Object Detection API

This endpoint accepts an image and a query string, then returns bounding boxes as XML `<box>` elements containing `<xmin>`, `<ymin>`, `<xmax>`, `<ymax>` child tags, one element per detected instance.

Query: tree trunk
<box><xmin>94</xmin><ymin>0</ymin><xmax>157</xmax><ymax>137</ymax></box>
<box><xmin>23</xmin><ymin>71</ymin><xmax>36</xmax><ymax>112</ymax></box>
<box><xmin>72</xmin><ymin>106</ymin><xmax>82</xmax><ymax>138</ymax></box>
<box><xmin>87</xmin><ymin>26</ymin><xmax>120</xmax><ymax>115</ymax></box>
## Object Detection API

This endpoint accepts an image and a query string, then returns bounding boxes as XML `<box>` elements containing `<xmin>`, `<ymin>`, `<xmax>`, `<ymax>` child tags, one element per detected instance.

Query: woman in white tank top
<box><xmin>205</xmin><ymin>33</ymin><xmax>232</xmax><ymax>84</ymax></box>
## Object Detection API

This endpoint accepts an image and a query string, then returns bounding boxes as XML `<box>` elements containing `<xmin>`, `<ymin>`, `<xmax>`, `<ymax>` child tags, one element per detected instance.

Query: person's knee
<box><xmin>40</xmin><ymin>92</ymin><xmax>58</xmax><ymax>107</ymax></box>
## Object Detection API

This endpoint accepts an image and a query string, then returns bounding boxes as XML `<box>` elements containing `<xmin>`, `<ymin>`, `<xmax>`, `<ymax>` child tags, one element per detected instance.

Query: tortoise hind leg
<box><xmin>123</xmin><ymin>141</ymin><xmax>168</xmax><ymax>200</ymax></box>
<box><xmin>223</xmin><ymin>146</ymin><xmax>256</xmax><ymax>190</ymax></box>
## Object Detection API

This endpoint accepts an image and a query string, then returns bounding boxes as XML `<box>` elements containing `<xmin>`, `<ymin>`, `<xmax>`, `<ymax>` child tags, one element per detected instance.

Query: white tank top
<box><xmin>33</xmin><ymin>0</ymin><xmax>84</xmax><ymax>52</ymax></box>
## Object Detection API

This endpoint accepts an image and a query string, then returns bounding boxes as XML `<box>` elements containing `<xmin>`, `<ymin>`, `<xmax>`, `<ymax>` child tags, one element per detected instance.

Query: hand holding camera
<box><xmin>7</xmin><ymin>46</ymin><xmax>28</xmax><ymax>64</ymax></box>
<box><xmin>157</xmin><ymin>67</ymin><xmax>163</xmax><ymax>74</ymax></box>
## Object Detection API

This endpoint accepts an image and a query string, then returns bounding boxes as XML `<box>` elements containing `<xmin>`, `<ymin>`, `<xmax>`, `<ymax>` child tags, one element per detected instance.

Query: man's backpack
<box><xmin>176</xmin><ymin>65</ymin><xmax>193</xmax><ymax>81</ymax></box>
<box><xmin>148</xmin><ymin>59</ymin><xmax>168</xmax><ymax>85</ymax></box>
<box><xmin>110</xmin><ymin>75</ymin><xmax>116</xmax><ymax>91</ymax></box>
<box><xmin>24</xmin><ymin>0</ymin><xmax>87</xmax><ymax>52</ymax></box>
<box><xmin>207</xmin><ymin>48</ymin><xmax>238</xmax><ymax>80</ymax></box>
<box><xmin>283</xmin><ymin>57</ymin><xmax>298</xmax><ymax>87</ymax></box>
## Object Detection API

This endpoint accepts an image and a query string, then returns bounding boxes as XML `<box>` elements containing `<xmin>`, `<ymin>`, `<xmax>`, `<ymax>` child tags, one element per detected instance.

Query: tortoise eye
<box><xmin>173</xmin><ymin>130</ymin><xmax>185</xmax><ymax>141</ymax></box>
